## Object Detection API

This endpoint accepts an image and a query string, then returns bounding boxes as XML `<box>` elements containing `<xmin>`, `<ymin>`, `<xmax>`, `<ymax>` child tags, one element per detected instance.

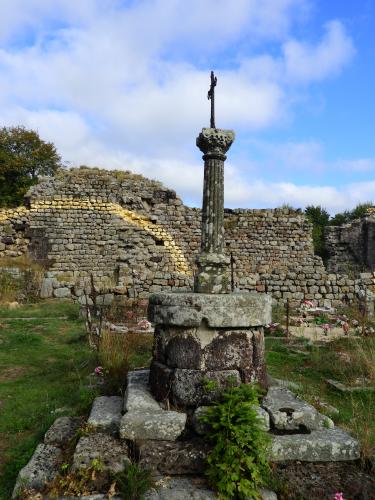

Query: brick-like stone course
<box><xmin>0</xmin><ymin>167</ymin><xmax>373</xmax><ymax>305</ymax></box>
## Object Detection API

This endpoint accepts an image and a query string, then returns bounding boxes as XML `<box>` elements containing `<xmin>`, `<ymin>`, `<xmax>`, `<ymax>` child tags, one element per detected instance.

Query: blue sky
<box><xmin>0</xmin><ymin>0</ymin><xmax>374</xmax><ymax>213</ymax></box>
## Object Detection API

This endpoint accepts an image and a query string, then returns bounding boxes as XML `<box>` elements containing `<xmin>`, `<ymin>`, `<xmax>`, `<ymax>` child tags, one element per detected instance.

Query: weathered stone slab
<box><xmin>72</xmin><ymin>433</ymin><xmax>130</xmax><ymax>473</ymax></box>
<box><xmin>120</xmin><ymin>409</ymin><xmax>186</xmax><ymax>441</ymax></box>
<box><xmin>326</xmin><ymin>378</ymin><xmax>375</xmax><ymax>393</ymax></box>
<box><xmin>171</xmin><ymin>369</ymin><xmax>241</xmax><ymax>407</ymax></box>
<box><xmin>44</xmin><ymin>416</ymin><xmax>81</xmax><ymax>446</ymax></box>
<box><xmin>262</xmin><ymin>387</ymin><xmax>333</xmax><ymax>431</ymax></box>
<box><xmin>137</xmin><ymin>439</ymin><xmax>212</xmax><ymax>475</ymax></box>
<box><xmin>144</xmin><ymin>476</ymin><xmax>216</xmax><ymax>499</ymax></box>
<box><xmin>148</xmin><ymin>292</ymin><xmax>272</xmax><ymax>327</ymax></box>
<box><xmin>270</xmin><ymin>428</ymin><xmax>360</xmax><ymax>462</ymax></box>
<box><xmin>124</xmin><ymin>373</ymin><xmax>162</xmax><ymax>413</ymax></box>
<box><xmin>88</xmin><ymin>396</ymin><xmax>122</xmax><ymax>434</ymax></box>
<box><xmin>13</xmin><ymin>444</ymin><xmax>62</xmax><ymax>497</ymax></box>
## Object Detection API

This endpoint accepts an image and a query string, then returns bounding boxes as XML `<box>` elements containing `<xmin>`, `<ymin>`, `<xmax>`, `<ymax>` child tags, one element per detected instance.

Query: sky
<box><xmin>0</xmin><ymin>0</ymin><xmax>375</xmax><ymax>213</ymax></box>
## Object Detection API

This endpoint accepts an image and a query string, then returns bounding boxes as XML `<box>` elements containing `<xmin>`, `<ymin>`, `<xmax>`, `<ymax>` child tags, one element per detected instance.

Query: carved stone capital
<box><xmin>196</xmin><ymin>128</ymin><xmax>235</xmax><ymax>159</ymax></box>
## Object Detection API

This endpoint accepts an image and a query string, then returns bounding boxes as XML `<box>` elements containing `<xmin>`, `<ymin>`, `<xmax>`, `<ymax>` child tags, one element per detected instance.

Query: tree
<box><xmin>0</xmin><ymin>126</ymin><xmax>62</xmax><ymax>207</ymax></box>
<box><xmin>304</xmin><ymin>205</ymin><xmax>330</xmax><ymax>259</ymax></box>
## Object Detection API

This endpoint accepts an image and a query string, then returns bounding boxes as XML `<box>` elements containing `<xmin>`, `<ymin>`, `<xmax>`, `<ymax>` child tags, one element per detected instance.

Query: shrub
<box><xmin>201</xmin><ymin>383</ymin><xmax>270</xmax><ymax>499</ymax></box>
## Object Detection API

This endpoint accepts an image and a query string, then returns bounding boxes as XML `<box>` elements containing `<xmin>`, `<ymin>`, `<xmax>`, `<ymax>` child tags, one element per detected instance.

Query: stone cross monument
<box><xmin>195</xmin><ymin>71</ymin><xmax>235</xmax><ymax>293</ymax></box>
<box><xmin>148</xmin><ymin>72</ymin><xmax>271</xmax><ymax>410</ymax></box>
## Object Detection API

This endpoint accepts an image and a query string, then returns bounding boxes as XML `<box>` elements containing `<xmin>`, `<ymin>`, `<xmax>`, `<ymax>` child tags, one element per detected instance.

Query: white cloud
<box><xmin>0</xmin><ymin>0</ymin><xmax>361</xmax><ymax>212</ymax></box>
<box><xmin>283</xmin><ymin>20</ymin><xmax>355</xmax><ymax>82</ymax></box>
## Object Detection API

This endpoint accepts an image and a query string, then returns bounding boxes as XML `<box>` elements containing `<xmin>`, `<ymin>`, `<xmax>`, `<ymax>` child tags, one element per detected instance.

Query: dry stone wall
<box><xmin>0</xmin><ymin>168</ymin><xmax>373</xmax><ymax>306</ymax></box>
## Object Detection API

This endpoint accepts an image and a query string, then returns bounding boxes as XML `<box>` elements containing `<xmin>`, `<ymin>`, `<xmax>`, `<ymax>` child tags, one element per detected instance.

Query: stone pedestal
<box><xmin>148</xmin><ymin>292</ymin><xmax>271</xmax><ymax>409</ymax></box>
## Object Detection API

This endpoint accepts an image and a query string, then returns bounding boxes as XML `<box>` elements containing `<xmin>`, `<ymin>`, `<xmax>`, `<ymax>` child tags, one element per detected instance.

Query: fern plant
<box><xmin>201</xmin><ymin>383</ymin><xmax>270</xmax><ymax>499</ymax></box>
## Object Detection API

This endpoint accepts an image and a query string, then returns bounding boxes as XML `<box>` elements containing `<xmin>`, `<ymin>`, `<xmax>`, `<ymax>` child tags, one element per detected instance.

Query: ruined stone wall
<box><xmin>0</xmin><ymin>168</ymin><xmax>373</xmax><ymax>306</ymax></box>
<box><xmin>325</xmin><ymin>211</ymin><xmax>375</xmax><ymax>275</ymax></box>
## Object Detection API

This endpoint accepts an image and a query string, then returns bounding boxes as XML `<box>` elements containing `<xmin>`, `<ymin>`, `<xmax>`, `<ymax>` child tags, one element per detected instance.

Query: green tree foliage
<box><xmin>202</xmin><ymin>383</ymin><xmax>270</xmax><ymax>499</ymax></box>
<box><xmin>0</xmin><ymin>126</ymin><xmax>62</xmax><ymax>207</ymax></box>
<box><xmin>304</xmin><ymin>205</ymin><xmax>330</xmax><ymax>259</ymax></box>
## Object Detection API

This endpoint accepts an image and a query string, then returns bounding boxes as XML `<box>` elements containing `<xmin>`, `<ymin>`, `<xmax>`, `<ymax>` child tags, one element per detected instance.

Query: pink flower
<box><xmin>137</xmin><ymin>319</ymin><xmax>152</xmax><ymax>331</ymax></box>
<box><xmin>334</xmin><ymin>493</ymin><xmax>344</xmax><ymax>500</ymax></box>
<box><xmin>342</xmin><ymin>322</ymin><xmax>349</xmax><ymax>334</ymax></box>
<box><xmin>94</xmin><ymin>366</ymin><xmax>104</xmax><ymax>376</ymax></box>
<box><xmin>322</xmin><ymin>323</ymin><xmax>331</xmax><ymax>331</ymax></box>
<box><xmin>125</xmin><ymin>311</ymin><xmax>135</xmax><ymax>319</ymax></box>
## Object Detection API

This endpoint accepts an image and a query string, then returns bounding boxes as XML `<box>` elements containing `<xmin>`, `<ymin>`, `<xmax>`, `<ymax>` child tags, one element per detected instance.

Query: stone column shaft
<box><xmin>201</xmin><ymin>156</ymin><xmax>225</xmax><ymax>254</ymax></box>
<box><xmin>194</xmin><ymin>128</ymin><xmax>235</xmax><ymax>294</ymax></box>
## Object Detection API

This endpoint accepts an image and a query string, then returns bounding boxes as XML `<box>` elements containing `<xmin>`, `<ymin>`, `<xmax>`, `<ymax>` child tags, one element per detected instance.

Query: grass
<box><xmin>266</xmin><ymin>336</ymin><xmax>375</xmax><ymax>467</ymax></box>
<box><xmin>0</xmin><ymin>300</ymin><xmax>97</xmax><ymax>499</ymax></box>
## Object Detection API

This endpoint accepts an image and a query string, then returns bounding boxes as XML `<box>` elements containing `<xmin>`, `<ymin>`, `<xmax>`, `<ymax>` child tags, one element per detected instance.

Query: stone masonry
<box><xmin>0</xmin><ymin>167</ymin><xmax>373</xmax><ymax>306</ymax></box>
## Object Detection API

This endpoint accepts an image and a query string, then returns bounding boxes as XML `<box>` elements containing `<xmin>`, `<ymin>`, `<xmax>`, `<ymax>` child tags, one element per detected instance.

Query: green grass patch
<box><xmin>0</xmin><ymin>300</ymin><xmax>97</xmax><ymax>499</ymax></box>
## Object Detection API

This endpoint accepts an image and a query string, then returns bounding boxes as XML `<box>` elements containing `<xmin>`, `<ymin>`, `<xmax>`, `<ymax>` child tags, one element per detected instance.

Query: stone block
<box><xmin>270</xmin><ymin>428</ymin><xmax>360</xmax><ymax>462</ymax></box>
<box><xmin>148</xmin><ymin>292</ymin><xmax>272</xmax><ymax>328</ymax></box>
<box><xmin>125</xmin><ymin>370</ymin><xmax>162</xmax><ymax>412</ymax></box>
<box><xmin>204</xmin><ymin>330</ymin><xmax>252</xmax><ymax>370</ymax></box>
<box><xmin>165</xmin><ymin>334</ymin><xmax>202</xmax><ymax>369</ymax></box>
<box><xmin>144</xmin><ymin>476</ymin><xmax>216</xmax><ymax>499</ymax></box>
<box><xmin>13</xmin><ymin>443</ymin><xmax>62</xmax><ymax>497</ymax></box>
<box><xmin>40</xmin><ymin>278</ymin><xmax>57</xmax><ymax>299</ymax></box>
<box><xmin>144</xmin><ymin>476</ymin><xmax>217</xmax><ymax>500</ymax></box>
<box><xmin>262</xmin><ymin>387</ymin><xmax>333</xmax><ymax>431</ymax></box>
<box><xmin>120</xmin><ymin>409</ymin><xmax>186</xmax><ymax>441</ymax></box>
<box><xmin>53</xmin><ymin>287</ymin><xmax>71</xmax><ymax>298</ymax></box>
<box><xmin>171</xmin><ymin>369</ymin><xmax>240</xmax><ymax>407</ymax></box>
<box><xmin>137</xmin><ymin>438</ymin><xmax>212</xmax><ymax>475</ymax></box>
<box><xmin>88</xmin><ymin>396</ymin><xmax>122</xmax><ymax>434</ymax></box>
<box><xmin>72</xmin><ymin>433</ymin><xmax>130</xmax><ymax>473</ymax></box>
<box><xmin>44</xmin><ymin>416</ymin><xmax>81</xmax><ymax>447</ymax></box>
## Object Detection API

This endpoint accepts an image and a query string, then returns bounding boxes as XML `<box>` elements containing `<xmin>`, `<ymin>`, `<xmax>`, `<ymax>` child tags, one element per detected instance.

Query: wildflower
<box><xmin>342</xmin><ymin>322</ymin><xmax>349</xmax><ymax>334</ymax></box>
<box><xmin>334</xmin><ymin>493</ymin><xmax>344</xmax><ymax>500</ymax></box>
<box><xmin>125</xmin><ymin>310</ymin><xmax>135</xmax><ymax>319</ymax></box>
<box><xmin>137</xmin><ymin>319</ymin><xmax>152</xmax><ymax>331</ymax></box>
<box><xmin>94</xmin><ymin>366</ymin><xmax>104</xmax><ymax>376</ymax></box>
<box><xmin>352</xmin><ymin>319</ymin><xmax>359</xmax><ymax>327</ymax></box>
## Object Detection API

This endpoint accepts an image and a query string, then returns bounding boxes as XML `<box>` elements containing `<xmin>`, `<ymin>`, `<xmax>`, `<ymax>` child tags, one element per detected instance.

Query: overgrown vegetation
<box><xmin>0</xmin><ymin>125</ymin><xmax>62</xmax><ymax>207</ymax></box>
<box><xmin>202</xmin><ymin>383</ymin><xmax>270</xmax><ymax>499</ymax></box>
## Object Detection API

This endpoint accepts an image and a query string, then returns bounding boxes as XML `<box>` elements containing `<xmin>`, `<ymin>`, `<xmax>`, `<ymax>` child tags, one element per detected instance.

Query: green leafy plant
<box><xmin>112</xmin><ymin>463</ymin><xmax>153</xmax><ymax>500</ymax></box>
<box><xmin>201</xmin><ymin>383</ymin><xmax>271</xmax><ymax>499</ymax></box>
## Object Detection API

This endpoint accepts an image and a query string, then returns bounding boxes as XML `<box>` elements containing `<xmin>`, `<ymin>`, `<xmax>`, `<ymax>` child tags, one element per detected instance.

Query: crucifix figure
<box><xmin>207</xmin><ymin>70</ymin><xmax>217</xmax><ymax>128</ymax></box>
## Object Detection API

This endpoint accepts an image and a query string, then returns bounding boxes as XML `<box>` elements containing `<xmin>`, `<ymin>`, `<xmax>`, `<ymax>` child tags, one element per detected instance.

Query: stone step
<box><xmin>88</xmin><ymin>396</ymin><xmax>122</xmax><ymax>434</ymax></box>
<box><xmin>270</xmin><ymin>428</ymin><xmax>360</xmax><ymax>462</ymax></box>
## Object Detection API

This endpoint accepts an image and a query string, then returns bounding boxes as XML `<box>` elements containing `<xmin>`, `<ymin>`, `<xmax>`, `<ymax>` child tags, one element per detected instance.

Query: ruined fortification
<box><xmin>0</xmin><ymin>167</ymin><xmax>372</xmax><ymax>305</ymax></box>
